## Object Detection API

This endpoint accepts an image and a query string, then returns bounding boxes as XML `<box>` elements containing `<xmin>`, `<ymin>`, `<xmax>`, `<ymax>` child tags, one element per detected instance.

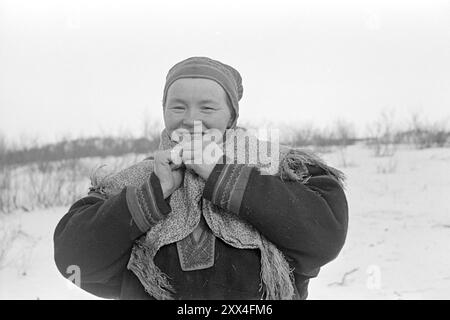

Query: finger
<box><xmin>181</xmin><ymin>148</ymin><xmax>194</xmax><ymax>164</ymax></box>
<box><xmin>181</xmin><ymin>148</ymin><xmax>204</xmax><ymax>164</ymax></box>
<box><xmin>180</xmin><ymin>136</ymin><xmax>200</xmax><ymax>151</ymax></box>
<box><xmin>179</xmin><ymin>140</ymin><xmax>194</xmax><ymax>163</ymax></box>
<box><xmin>170</xmin><ymin>162</ymin><xmax>186</xmax><ymax>171</ymax></box>
<box><xmin>155</xmin><ymin>150</ymin><xmax>174</xmax><ymax>165</ymax></box>
<box><xmin>169</xmin><ymin>145</ymin><xmax>183</xmax><ymax>166</ymax></box>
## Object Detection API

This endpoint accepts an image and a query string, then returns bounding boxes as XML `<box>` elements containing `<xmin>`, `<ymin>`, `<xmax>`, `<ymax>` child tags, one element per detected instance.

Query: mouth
<box><xmin>184</xmin><ymin>131</ymin><xmax>206</xmax><ymax>137</ymax></box>
<box><xmin>170</xmin><ymin>130</ymin><xmax>205</xmax><ymax>144</ymax></box>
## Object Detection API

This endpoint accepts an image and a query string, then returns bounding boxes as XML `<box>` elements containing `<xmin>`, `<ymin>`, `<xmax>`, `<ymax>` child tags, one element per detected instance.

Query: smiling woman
<box><xmin>52</xmin><ymin>56</ymin><xmax>348</xmax><ymax>300</ymax></box>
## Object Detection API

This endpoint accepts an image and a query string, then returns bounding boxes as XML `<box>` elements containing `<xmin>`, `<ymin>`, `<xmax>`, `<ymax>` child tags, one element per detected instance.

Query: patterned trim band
<box><xmin>203</xmin><ymin>163</ymin><xmax>254</xmax><ymax>215</ymax></box>
<box><xmin>126</xmin><ymin>172</ymin><xmax>171</xmax><ymax>232</ymax></box>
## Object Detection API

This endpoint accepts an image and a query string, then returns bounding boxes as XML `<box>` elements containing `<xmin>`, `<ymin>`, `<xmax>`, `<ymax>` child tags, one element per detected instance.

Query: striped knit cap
<box><xmin>162</xmin><ymin>57</ymin><xmax>243</xmax><ymax>128</ymax></box>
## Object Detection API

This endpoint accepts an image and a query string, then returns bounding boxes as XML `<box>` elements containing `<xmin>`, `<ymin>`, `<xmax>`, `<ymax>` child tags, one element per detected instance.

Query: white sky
<box><xmin>1</xmin><ymin>0</ymin><xmax>450</xmax><ymax>145</ymax></box>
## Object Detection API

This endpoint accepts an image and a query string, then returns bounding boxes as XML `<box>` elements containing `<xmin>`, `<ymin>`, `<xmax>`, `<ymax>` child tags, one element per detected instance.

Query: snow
<box><xmin>1</xmin><ymin>144</ymin><xmax>449</xmax><ymax>299</ymax></box>
<box><xmin>0</xmin><ymin>207</ymin><xmax>101</xmax><ymax>300</ymax></box>
<box><xmin>308</xmin><ymin>144</ymin><xmax>450</xmax><ymax>299</ymax></box>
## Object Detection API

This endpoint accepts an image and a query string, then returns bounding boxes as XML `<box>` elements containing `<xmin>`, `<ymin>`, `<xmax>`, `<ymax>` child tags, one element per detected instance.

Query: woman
<box><xmin>53</xmin><ymin>57</ymin><xmax>348</xmax><ymax>300</ymax></box>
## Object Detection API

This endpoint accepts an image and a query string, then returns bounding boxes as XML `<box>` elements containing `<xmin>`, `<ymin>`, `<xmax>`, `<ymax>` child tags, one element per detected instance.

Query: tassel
<box><xmin>259</xmin><ymin>237</ymin><xmax>295</xmax><ymax>300</ymax></box>
<box><xmin>127</xmin><ymin>240</ymin><xmax>175</xmax><ymax>300</ymax></box>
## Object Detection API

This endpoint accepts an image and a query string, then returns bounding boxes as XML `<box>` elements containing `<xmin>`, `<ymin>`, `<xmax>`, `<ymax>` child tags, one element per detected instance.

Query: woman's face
<box><xmin>163</xmin><ymin>78</ymin><xmax>233</xmax><ymax>138</ymax></box>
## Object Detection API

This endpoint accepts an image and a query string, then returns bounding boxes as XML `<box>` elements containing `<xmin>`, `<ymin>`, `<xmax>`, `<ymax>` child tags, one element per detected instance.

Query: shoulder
<box><xmin>279</xmin><ymin>147</ymin><xmax>345</xmax><ymax>187</ymax></box>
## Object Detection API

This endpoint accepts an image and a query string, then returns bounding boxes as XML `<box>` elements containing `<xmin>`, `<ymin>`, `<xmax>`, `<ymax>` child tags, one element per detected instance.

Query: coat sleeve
<box><xmin>202</xmin><ymin>163</ymin><xmax>348</xmax><ymax>278</ymax></box>
<box><xmin>53</xmin><ymin>172</ymin><xmax>171</xmax><ymax>299</ymax></box>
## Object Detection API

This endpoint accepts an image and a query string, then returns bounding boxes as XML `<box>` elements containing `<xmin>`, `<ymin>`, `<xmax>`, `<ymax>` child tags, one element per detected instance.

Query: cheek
<box><xmin>163</xmin><ymin>109</ymin><xmax>182</xmax><ymax>129</ymax></box>
<box><xmin>203</xmin><ymin>113</ymin><xmax>231</xmax><ymax>132</ymax></box>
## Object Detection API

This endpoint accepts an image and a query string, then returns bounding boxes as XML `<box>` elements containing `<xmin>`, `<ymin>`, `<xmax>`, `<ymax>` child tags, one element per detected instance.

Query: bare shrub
<box><xmin>0</xmin><ymin>126</ymin><xmax>159</xmax><ymax>214</ymax></box>
<box><xmin>25</xmin><ymin>159</ymin><xmax>92</xmax><ymax>209</ymax></box>
<box><xmin>0</xmin><ymin>167</ymin><xmax>20</xmax><ymax>213</ymax></box>
<box><xmin>366</xmin><ymin>110</ymin><xmax>398</xmax><ymax>157</ymax></box>
<box><xmin>0</xmin><ymin>152</ymin><xmax>152</xmax><ymax>214</ymax></box>
<box><xmin>310</xmin><ymin>128</ymin><xmax>334</xmax><ymax>148</ymax></box>
<box><xmin>332</xmin><ymin>120</ymin><xmax>356</xmax><ymax>168</ymax></box>
<box><xmin>283</xmin><ymin>122</ymin><xmax>354</xmax><ymax>148</ymax></box>
<box><xmin>333</xmin><ymin>119</ymin><xmax>356</xmax><ymax>148</ymax></box>
<box><xmin>404</xmin><ymin>113</ymin><xmax>450</xmax><ymax>149</ymax></box>
<box><xmin>285</xmin><ymin>123</ymin><xmax>318</xmax><ymax>147</ymax></box>
<box><xmin>0</xmin><ymin>160</ymin><xmax>88</xmax><ymax>213</ymax></box>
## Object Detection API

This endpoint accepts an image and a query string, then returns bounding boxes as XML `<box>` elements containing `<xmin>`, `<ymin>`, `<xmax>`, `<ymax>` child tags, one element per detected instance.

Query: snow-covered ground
<box><xmin>1</xmin><ymin>144</ymin><xmax>449</xmax><ymax>299</ymax></box>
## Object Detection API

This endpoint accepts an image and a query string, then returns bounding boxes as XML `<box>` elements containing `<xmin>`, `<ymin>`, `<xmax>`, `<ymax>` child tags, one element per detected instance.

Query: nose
<box><xmin>182</xmin><ymin>109</ymin><xmax>202</xmax><ymax>130</ymax></box>
<box><xmin>180</xmin><ymin>114</ymin><xmax>207</xmax><ymax>136</ymax></box>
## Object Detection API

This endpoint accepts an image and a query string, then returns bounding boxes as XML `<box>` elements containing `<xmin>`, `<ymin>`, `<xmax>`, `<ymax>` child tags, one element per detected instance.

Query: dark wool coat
<box><xmin>53</xmin><ymin>162</ymin><xmax>348</xmax><ymax>300</ymax></box>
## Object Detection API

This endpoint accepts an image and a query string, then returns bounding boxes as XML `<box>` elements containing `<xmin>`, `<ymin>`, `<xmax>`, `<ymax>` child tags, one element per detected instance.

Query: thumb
<box><xmin>169</xmin><ymin>144</ymin><xmax>183</xmax><ymax>166</ymax></box>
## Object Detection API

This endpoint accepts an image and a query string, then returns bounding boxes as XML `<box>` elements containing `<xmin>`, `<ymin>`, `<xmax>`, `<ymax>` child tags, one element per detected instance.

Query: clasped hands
<box><xmin>153</xmin><ymin>133</ymin><xmax>224</xmax><ymax>199</ymax></box>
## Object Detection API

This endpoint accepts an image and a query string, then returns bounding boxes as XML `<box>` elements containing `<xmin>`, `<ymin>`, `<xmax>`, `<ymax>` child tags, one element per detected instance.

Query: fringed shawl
<box><xmin>90</xmin><ymin>127</ymin><xmax>344</xmax><ymax>300</ymax></box>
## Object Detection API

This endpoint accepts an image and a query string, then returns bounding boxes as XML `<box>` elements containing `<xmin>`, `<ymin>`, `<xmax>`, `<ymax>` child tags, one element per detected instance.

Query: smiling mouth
<box><xmin>170</xmin><ymin>132</ymin><xmax>204</xmax><ymax>143</ymax></box>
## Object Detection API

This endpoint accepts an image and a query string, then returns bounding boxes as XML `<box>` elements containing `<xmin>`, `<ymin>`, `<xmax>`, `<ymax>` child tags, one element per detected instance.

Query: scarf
<box><xmin>90</xmin><ymin>127</ymin><xmax>345</xmax><ymax>300</ymax></box>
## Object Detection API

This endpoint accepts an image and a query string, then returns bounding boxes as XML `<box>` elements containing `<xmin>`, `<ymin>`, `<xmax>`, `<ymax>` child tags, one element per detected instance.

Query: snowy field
<box><xmin>1</xmin><ymin>143</ymin><xmax>449</xmax><ymax>300</ymax></box>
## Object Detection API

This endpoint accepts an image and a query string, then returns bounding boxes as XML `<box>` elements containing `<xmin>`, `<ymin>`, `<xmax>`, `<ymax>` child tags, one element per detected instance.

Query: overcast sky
<box><xmin>1</xmin><ymin>0</ymin><xmax>449</xmax><ymax>145</ymax></box>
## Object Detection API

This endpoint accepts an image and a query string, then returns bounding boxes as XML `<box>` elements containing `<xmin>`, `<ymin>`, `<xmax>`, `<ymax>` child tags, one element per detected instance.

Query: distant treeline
<box><xmin>0</xmin><ymin>134</ymin><xmax>361</xmax><ymax>167</ymax></box>
<box><xmin>0</xmin><ymin>124</ymin><xmax>449</xmax><ymax>167</ymax></box>
<box><xmin>0</xmin><ymin>136</ymin><xmax>160</xmax><ymax>167</ymax></box>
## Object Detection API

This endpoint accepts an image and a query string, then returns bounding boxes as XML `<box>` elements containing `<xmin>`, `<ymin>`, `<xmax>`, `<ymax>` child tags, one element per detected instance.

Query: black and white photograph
<box><xmin>0</xmin><ymin>0</ymin><xmax>449</xmax><ymax>301</ymax></box>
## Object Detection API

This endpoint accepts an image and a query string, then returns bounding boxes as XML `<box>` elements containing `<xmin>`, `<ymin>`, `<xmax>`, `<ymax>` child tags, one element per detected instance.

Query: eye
<box><xmin>201</xmin><ymin>106</ymin><xmax>216</xmax><ymax>111</ymax></box>
<box><xmin>170</xmin><ymin>106</ymin><xmax>185</xmax><ymax>112</ymax></box>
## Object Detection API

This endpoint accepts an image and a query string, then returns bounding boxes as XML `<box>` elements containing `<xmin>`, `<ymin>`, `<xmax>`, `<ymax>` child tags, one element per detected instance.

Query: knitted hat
<box><xmin>162</xmin><ymin>57</ymin><xmax>243</xmax><ymax>128</ymax></box>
